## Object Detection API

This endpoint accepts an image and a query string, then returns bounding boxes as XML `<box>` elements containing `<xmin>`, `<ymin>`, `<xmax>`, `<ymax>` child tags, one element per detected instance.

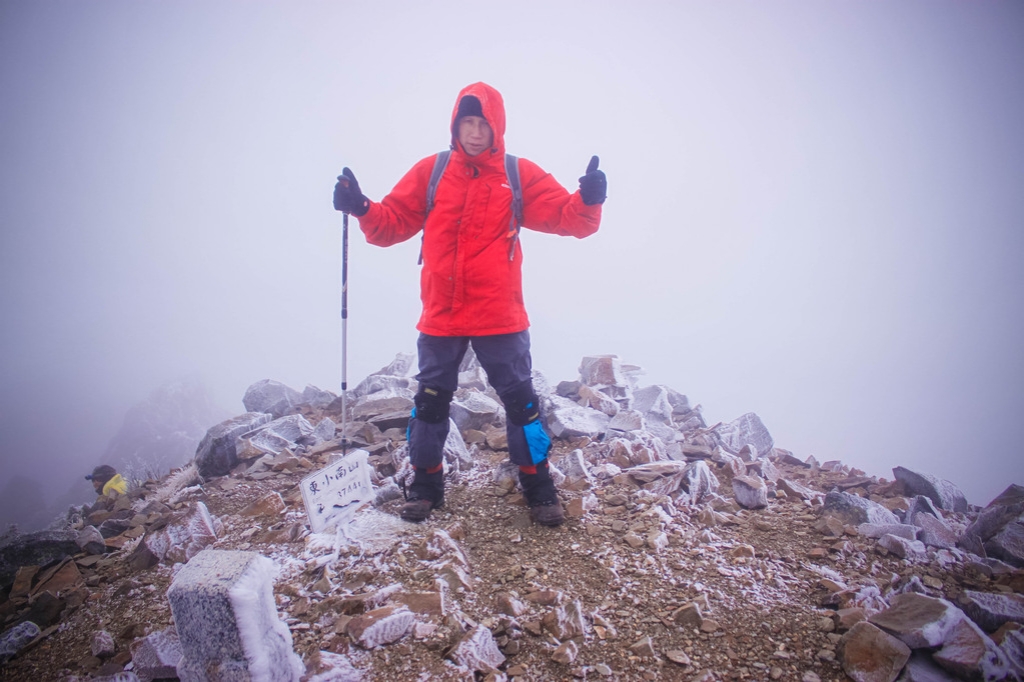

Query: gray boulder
<box><xmin>715</xmin><ymin>413</ymin><xmax>773</xmax><ymax>458</ymax></box>
<box><xmin>245</xmin><ymin>414</ymin><xmax>316</xmax><ymax>456</ymax></box>
<box><xmin>607</xmin><ymin>409</ymin><xmax>645</xmax><ymax>433</ymax></box>
<box><xmin>836</xmin><ymin>621</ymin><xmax>911</xmax><ymax>682</ymax></box>
<box><xmin>914</xmin><ymin>512</ymin><xmax>959</xmax><ymax>550</ymax></box>
<box><xmin>579</xmin><ymin>355</ymin><xmax>627</xmax><ymax>388</ymax></box>
<box><xmin>898</xmin><ymin>652</ymin><xmax>960</xmax><ymax>682</ymax></box>
<box><xmin>824</xmin><ymin>491</ymin><xmax>900</xmax><ymax>526</ymax></box>
<box><xmin>987</xmin><ymin>484</ymin><xmax>1024</xmax><ymax>508</ymax></box>
<box><xmin>0</xmin><ymin>621</ymin><xmax>41</xmax><ymax>664</ymax></box>
<box><xmin>545</xmin><ymin>396</ymin><xmax>610</xmax><ymax>439</ymax></box>
<box><xmin>242</xmin><ymin>379</ymin><xmax>303</xmax><ymax>418</ymax></box>
<box><xmin>577</xmin><ymin>385</ymin><xmax>620</xmax><ymax>417</ymax></box>
<box><xmin>450</xmin><ymin>390</ymin><xmax>503</xmax><ymax>432</ymax></box>
<box><xmin>869</xmin><ymin>593</ymin><xmax>966</xmax><ymax>649</ymax></box>
<box><xmin>0</xmin><ymin>529</ymin><xmax>80</xmax><ymax>587</ymax></box>
<box><xmin>302</xmin><ymin>384</ymin><xmax>337</xmax><ymax>409</ymax></box>
<box><xmin>984</xmin><ymin>522</ymin><xmax>1024</xmax><ymax>568</ymax></box>
<box><xmin>961</xmin><ymin>590</ymin><xmax>1024</xmax><ymax>633</ymax></box>
<box><xmin>732</xmin><ymin>475</ymin><xmax>769</xmax><ymax>510</ymax></box>
<box><xmin>75</xmin><ymin>525</ymin><xmax>107</xmax><ymax>555</ymax></box>
<box><xmin>194</xmin><ymin>412</ymin><xmax>273</xmax><ymax>478</ymax></box>
<box><xmin>892</xmin><ymin>467</ymin><xmax>968</xmax><ymax>513</ymax></box>
<box><xmin>682</xmin><ymin>460</ymin><xmax>720</xmax><ymax>506</ymax></box>
<box><xmin>858</xmin><ymin>523</ymin><xmax>919</xmax><ymax>541</ymax></box>
<box><xmin>903</xmin><ymin>495</ymin><xmax>943</xmax><ymax>525</ymax></box>
<box><xmin>632</xmin><ymin>385</ymin><xmax>674</xmax><ymax>424</ymax></box>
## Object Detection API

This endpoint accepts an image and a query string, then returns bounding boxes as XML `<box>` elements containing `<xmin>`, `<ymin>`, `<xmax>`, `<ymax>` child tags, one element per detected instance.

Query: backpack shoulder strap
<box><xmin>425</xmin><ymin>150</ymin><xmax>452</xmax><ymax>217</ymax></box>
<box><xmin>505</xmin><ymin>154</ymin><xmax>524</xmax><ymax>260</ymax></box>
<box><xmin>419</xmin><ymin>150</ymin><xmax>452</xmax><ymax>265</ymax></box>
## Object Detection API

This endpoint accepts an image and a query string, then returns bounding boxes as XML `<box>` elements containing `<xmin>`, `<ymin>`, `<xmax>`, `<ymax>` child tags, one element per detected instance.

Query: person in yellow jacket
<box><xmin>86</xmin><ymin>465</ymin><xmax>127</xmax><ymax>497</ymax></box>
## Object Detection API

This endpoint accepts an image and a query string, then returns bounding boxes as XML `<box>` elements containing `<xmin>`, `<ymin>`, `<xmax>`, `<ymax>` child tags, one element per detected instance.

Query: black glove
<box><xmin>578</xmin><ymin>155</ymin><xmax>607</xmax><ymax>206</ymax></box>
<box><xmin>333</xmin><ymin>167</ymin><xmax>370</xmax><ymax>216</ymax></box>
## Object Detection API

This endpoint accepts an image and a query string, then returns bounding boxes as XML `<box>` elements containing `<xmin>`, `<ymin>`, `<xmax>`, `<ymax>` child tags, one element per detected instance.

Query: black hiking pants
<box><xmin>409</xmin><ymin>330</ymin><xmax>550</xmax><ymax>469</ymax></box>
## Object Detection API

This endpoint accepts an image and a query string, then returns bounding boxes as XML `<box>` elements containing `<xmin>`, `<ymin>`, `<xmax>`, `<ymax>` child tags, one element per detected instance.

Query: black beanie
<box><xmin>456</xmin><ymin>95</ymin><xmax>484</xmax><ymax>121</ymax></box>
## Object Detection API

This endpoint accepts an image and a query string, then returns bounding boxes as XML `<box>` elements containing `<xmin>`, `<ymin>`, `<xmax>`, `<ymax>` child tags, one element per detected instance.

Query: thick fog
<box><xmin>2</xmin><ymin>1</ymin><xmax>1022</xmax><ymax>527</ymax></box>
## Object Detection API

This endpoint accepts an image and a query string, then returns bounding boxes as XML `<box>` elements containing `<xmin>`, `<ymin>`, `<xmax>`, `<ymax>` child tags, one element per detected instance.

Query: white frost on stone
<box><xmin>545</xmin><ymin>395</ymin><xmax>611</xmax><ymax>439</ymax></box>
<box><xmin>227</xmin><ymin>555</ymin><xmax>306</xmax><ymax>682</ymax></box>
<box><xmin>307</xmin><ymin>651</ymin><xmax>363</xmax><ymax>682</ymax></box>
<box><xmin>349</xmin><ymin>605</ymin><xmax>415</xmax><ymax>648</ymax></box>
<box><xmin>447</xmin><ymin>624</ymin><xmax>505</xmax><ymax>673</ymax></box>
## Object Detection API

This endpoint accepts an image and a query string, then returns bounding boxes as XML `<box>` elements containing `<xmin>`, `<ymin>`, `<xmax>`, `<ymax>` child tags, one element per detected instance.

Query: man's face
<box><xmin>92</xmin><ymin>479</ymin><xmax>104</xmax><ymax>493</ymax></box>
<box><xmin>458</xmin><ymin>116</ymin><xmax>493</xmax><ymax>157</ymax></box>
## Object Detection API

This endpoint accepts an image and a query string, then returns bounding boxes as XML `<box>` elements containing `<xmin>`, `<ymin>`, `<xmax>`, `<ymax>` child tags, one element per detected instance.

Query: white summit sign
<box><xmin>300</xmin><ymin>449</ymin><xmax>374</xmax><ymax>533</ymax></box>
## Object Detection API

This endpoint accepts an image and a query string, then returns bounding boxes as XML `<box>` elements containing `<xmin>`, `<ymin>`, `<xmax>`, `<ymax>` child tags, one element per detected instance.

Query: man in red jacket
<box><xmin>334</xmin><ymin>82</ymin><xmax>605</xmax><ymax>526</ymax></box>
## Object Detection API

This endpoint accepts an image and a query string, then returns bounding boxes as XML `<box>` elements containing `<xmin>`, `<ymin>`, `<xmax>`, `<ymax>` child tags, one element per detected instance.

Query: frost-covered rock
<box><xmin>542</xmin><ymin>599</ymin><xmax>588</xmax><ymax>640</ymax></box>
<box><xmin>242</xmin><ymin>379</ymin><xmax>304</xmax><ymax>419</ymax></box>
<box><xmin>632</xmin><ymin>385</ymin><xmax>674</xmax><ymax>424</ymax></box>
<box><xmin>448</xmin><ymin>624</ymin><xmax>505</xmax><ymax>674</ymax></box>
<box><xmin>450</xmin><ymin>390</ymin><xmax>503</xmax><ymax>432</ymax></box>
<box><xmin>985</xmin><ymin>522</ymin><xmax>1024</xmax><ymax>568</ymax></box>
<box><xmin>877</xmin><ymin>534</ymin><xmax>927</xmax><ymax>560</ymax></box>
<box><xmin>715</xmin><ymin>413</ymin><xmax>773</xmax><ymax>458</ymax></box>
<box><xmin>0</xmin><ymin>621</ymin><xmax>40</xmax><ymax>664</ymax></box>
<box><xmin>836</xmin><ymin>621</ymin><xmax>911</xmax><ymax>682</ymax></box>
<box><xmin>92</xmin><ymin>630</ymin><xmax>116</xmax><ymax>658</ymax></box>
<box><xmin>577</xmin><ymin>384</ymin><xmax>620</xmax><ymax>417</ymax></box>
<box><xmin>824</xmin><ymin>491</ymin><xmax>900</xmax><ymax>526</ymax></box>
<box><xmin>913</xmin><ymin>512</ymin><xmax>959</xmax><ymax>550</ymax></box>
<box><xmin>868</xmin><ymin>593</ymin><xmax>966</xmax><ymax>649</ymax></box>
<box><xmin>194</xmin><ymin>412</ymin><xmax>273</xmax><ymax>478</ymax></box>
<box><xmin>347</xmin><ymin>605</ymin><xmax>415</xmax><ymax>649</ymax></box>
<box><xmin>904</xmin><ymin>495</ymin><xmax>943</xmax><ymax>523</ymax></box>
<box><xmin>76</xmin><ymin>525</ymin><xmax>106</xmax><ymax>555</ymax></box>
<box><xmin>303</xmin><ymin>385</ymin><xmax>337</xmax><ymax>409</ymax></box>
<box><xmin>892</xmin><ymin>467</ymin><xmax>968</xmax><ymax>514</ymax></box>
<box><xmin>858</xmin><ymin>523</ymin><xmax>919</xmax><ymax>541</ymax></box>
<box><xmin>167</xmin><ymin>549</ymin><xmax>304</xmax><ymax>682</ymax></box>
<box><xmin>558</xmin><ymin>449</ymin><xmax>594</xmax><ymax>490</ymax></box>
<box><xmin>961</xmin><ymin>590</ymin><xmax>1024</xmax><ymax>633</ymax></box>
<box><xmin>443</xmin><ymin>419</ymin><xmax>474</xmax><ymax>470</ymax></box>
<box><xmin>552</xmin><ymin>639</ymin><xmax>579</xmax><ymax>664</ymax></box>
<box><xmin>732</xmin><ymin>475</ymin><xmax>768</xmax><ymax>509</ymax></box>
<box><xmin>139</xmin><ymin>501</ymin><xmax>218</xmax><ymax>566</ymax></box>
<box><xmin>627</xmin><ymin>461</ymin><xmax>688</xmax><ymax>495</ymax></box>
<box><xmin>545</xmin><ymin>395</ymin><xmax>610</xmax><ymax>439</ymax></box>
<box><xmin>682</xmin><ymin>460</ymin><xmax>719</xmax><ymax>506</ymax></box>
<box><xmin>306</xmin><ymin>651</ymin><xmax>364</xmax><ymax>682</ymax></box>
<box><xmin>579</xmin><ymin>355</ymin><xmax>627</xmax><ymax>388</ymax></box>
<box><xmin>932</xmin><ymin>617</ymin><xmax>1014</xmax><ymax>681</ymax></box>
<box><xmin>130</xmin><ymin>628</ymin><xmax>182</xmax><ymax>682</ymax></box>
<box><xmin>778</xmin><ymin>477</ymin><xmax>818</xmax><ymax>501</ymax></box>
<box><xmin>311</xmin><ymin>417</ymin><xmax>336</xmax><ymax>445</ymax></box>
<box><xmin>245</xmin><ymin>414</ymin><xmax>316</xmax><ymax>456</ymax></box>
<box><xmin>607</xmin><ymin>409</ymin><xmax>645</xmax><ymax>433</ymax></box>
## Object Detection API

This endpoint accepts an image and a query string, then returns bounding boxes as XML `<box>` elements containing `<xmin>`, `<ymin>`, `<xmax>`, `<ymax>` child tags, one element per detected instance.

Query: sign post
<box><xmin>300</xmin><ymin>449</ymin><xmax>374</xmax><ymax>534</ymax></box>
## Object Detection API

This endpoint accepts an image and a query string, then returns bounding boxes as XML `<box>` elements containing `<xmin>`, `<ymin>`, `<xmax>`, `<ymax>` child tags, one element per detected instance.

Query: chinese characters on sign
<box><xmin>300</xmin><ymin>449</ymin><xmax>373</xmax><ymax>533</ymax></box>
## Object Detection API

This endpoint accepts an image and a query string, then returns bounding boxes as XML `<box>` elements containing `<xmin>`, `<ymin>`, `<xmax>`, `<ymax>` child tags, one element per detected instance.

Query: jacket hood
<box><xmin>450</xmin><ymin>82</ymin><xmax>506</xmax><ymax>157</ymax></box>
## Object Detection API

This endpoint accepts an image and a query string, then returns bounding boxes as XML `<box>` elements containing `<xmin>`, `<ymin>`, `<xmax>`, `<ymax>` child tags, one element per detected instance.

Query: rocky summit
<box><xmin>1</xmin><ymin>350</ymin><xmax>1022</xmax><ymax>682</ymax></box>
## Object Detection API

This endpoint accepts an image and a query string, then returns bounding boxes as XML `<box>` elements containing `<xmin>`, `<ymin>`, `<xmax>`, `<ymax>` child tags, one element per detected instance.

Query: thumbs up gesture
<box><xmin>578</xmin><ymin>155</ymin><xmax>607</xmax><ymax>206</ymax></box>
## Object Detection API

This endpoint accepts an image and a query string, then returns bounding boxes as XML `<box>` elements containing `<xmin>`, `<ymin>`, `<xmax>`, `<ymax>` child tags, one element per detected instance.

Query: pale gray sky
<box><xmin>2</xmin><ymin>1</ymin><xmax>1022</xmax><ymax>514</ymax></box>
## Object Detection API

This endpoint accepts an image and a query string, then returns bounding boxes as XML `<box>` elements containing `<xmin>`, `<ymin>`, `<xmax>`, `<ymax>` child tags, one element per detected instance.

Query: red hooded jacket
<box><xmin>358</xmin><ymin>82</ymin><xmax>602</xmax><ymax>337</ymax></box>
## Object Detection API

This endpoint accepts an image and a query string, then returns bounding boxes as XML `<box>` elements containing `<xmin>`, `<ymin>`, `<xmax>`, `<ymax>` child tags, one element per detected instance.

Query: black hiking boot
<box><xmin>519</xmin><ymin>461</ymin><xmax>564</xmax><ymax>527</ymax></box>
<box><xmin>400</xmin><ymin>467</ymin><xmax>444</xmax><ymax>523</ymax></box>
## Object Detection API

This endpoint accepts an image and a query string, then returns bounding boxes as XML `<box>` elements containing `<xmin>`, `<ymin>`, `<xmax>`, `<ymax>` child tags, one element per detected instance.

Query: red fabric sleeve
<box><xmin>357</xmin><ymin>156</ymin><xmax>436</xmax><ymax>247</ymax></box>
<box><xmin>518</xmin><ymin>158</ymin><xmax>602</xmax><ymax>238</ymax></box>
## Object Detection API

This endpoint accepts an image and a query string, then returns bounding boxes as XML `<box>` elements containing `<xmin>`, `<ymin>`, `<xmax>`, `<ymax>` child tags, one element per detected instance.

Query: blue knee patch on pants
<box><xmin>406</xmin><ymin>407</ymin><xmax>416</xmax><ymax>441</ymax></box>
<box><xmin>523</xmin><ymin>420</ymin><xmax>551</xmax><ymax>465</ymax></box>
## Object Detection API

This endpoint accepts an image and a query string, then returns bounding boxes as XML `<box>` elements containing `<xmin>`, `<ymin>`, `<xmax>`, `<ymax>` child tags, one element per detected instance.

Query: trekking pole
<box><xmin>340</xmin><ymin>211</ymin><xmax>350</xmax><ymax>454</ymax></box>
